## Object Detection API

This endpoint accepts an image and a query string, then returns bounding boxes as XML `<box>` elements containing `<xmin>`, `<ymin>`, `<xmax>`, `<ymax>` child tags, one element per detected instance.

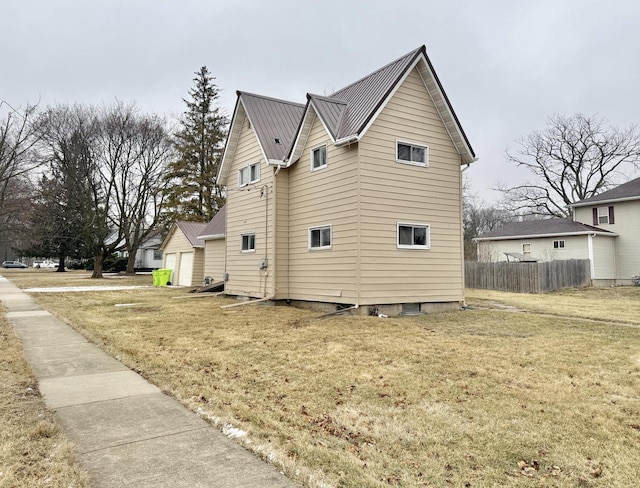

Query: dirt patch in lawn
<box><xmin>26</xmin><ymin>286</ymin><xmax>640</xmax><ymax>488</ymax></box>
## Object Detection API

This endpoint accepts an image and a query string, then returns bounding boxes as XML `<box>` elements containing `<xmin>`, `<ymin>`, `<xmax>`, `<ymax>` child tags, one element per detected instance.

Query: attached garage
<box><xmin>160</xmin><ymin>221</ymin><xmax>207</xmax><ymax>286</ymax></box>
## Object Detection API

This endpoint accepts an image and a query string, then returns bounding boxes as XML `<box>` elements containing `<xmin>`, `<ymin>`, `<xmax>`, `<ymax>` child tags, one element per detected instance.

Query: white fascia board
<box><xmin>334</xmin><ymin>135</ymin><xmax>360</xmax><ymax>146</ymax></box>
<box><xmin>218</xmin><ymin>100</ymin><xmax>244</xmax><ymax>186</ymax></box>
<box><xmin>198</xmin><ymin>234</ymin><xmax>225</xmax><ymax>241</ymax></box>
<box><xmin>239</xmin><ymin>98</ymin><xmax>269</xmax><ymax>164</ymax></box>
<box><xmin>571</xmin><ymin>196</ymin><xmax>640</xmax><ymax>207</ymax></box>
<box><xmin>286</xmin><ymin>104</ymin><xmax>315</xmax><ymax>167</ymax></box>
<box><xmin>268</xmin><ymin>159</ymin><xmax>287</xmax><ymax>166</ymax></box>
<box><xmin>473</xmin><ymin>230</ymin><xmax>618</xmax><ymax>242</ymax></box>
<box><xmin>308</xmin><ymin>99</ymin><xmax>337</xmax><ymax>144</ymax></box>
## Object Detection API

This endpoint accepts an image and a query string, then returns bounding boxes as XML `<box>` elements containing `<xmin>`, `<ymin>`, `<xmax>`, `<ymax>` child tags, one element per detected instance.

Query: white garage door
<box><xmin>178</xmin><ymin>252</ymin><xmax>194</xmax><ymax>286</ymax></box>
<box><xmin>164</xmin><ymin>253</ymin><xmax>176</xmax><ymax>284</ymax></box>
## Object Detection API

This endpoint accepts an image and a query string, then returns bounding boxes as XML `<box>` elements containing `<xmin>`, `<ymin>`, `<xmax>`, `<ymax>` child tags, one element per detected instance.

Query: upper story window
<box><xmin>594</xmin><ymin>206</ymin><xmax>615</xmax><ymax>225</ymax></box>
<box><xmin>309</xmin><ymin>225</ymin><xmax>332</xmax><ymax>250</ymax></box>
<box><xmin>522</xmin><ymin>243</ymin><xmax>531</xmax><ymax>256</ymax></box>
<box><xmin>397</xmin><ymin>222</ymin><xmax>430</xmax><ymax>249</ymax></box>
<box><xmin>311</xmin><ymin>144</ymin><xmax>327</xmax><ymax>171</ymax></box>
<box><xmin>553</xmin><ymin>240</ymin><xmax>565</xmax><ymax>249</ymax></box>
<box><xmin>396</xmin><ymin>140</ymin><xmax>429</xmax><ymax>167</ymax></box>
<box><xmin>238</xmin><ymin>162</ymin><xmax>260</xmax><ymax>187</ymax></box>
<box><xmin>241</xmin><ymin>233</ymin><xmax>256</xmax><ymax>252</ymax></box>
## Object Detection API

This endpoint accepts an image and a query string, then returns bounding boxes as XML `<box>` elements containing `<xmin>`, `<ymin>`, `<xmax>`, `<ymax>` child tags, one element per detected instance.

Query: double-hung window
<box><xmin>238</xmin><ymin>162</ymin><xmax>260</xmax><ymax>187</ymax></box>
<box><xmin>241</xmin><ymin>233</ymin><xmax>256</xmax><ymax>252</ymax></box>
<box><xmin>396</xmin><ymin>140</ymin><xmax>429</xmax><ymax>166</ymax></box>
<box><xmin>311</xmin><ymin>145</ymin><xmax>327</xmax><ymax>171</ymax></box>
<box><xmin>397</xmin><ymin>223</ymin><xmax>430</xmax><ymax>249</ymax></box>
<box><xmin>309</xmin><ymin>225</ymin><xmax>332</xmax><ymax>250</ymax></box>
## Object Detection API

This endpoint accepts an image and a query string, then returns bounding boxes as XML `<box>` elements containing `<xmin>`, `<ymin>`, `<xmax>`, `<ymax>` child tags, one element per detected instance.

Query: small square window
<box><xmin>553</xmin><ymin>240</ymin><xmax>565</xmax><ymax>249</ymax></box>
<box><xmin>241</xmin><ymin>233</ymin><xmax>255</xmax><ymax>252</ymax></box>
<box><xmin>397</xmin><ymin>223</ymin><xmax>430</xmax><ymax>249</ymax></box>
<box><xmin>397</xmin><ymin>141</ymin><xmax>428</xmax><ymax>166</ymax></box>
<box><xmin>309</xmin><ymin>225</ymin><xmax>332</xmax><ymax>250</ymax></box>
<box><xmin>153</xmin><ymin>249</ymin><xmax>163</xmax><ymax>260</ymax></box>
<box><xmin>311</xmin><ymin>145</ymin><xmax>327</xmax><ymax>170</ymax></box>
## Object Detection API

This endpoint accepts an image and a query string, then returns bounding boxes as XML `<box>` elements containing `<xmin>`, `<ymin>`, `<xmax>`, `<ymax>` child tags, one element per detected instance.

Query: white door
<box><xmin>164</xmin><ymin>253</ymin><xmax>176</xmax><ymax>284</ymax></box>
<box><xmin>178</xmin><ymin>252</ymin><xmax>194</xmax><ymax>286</ymax></box>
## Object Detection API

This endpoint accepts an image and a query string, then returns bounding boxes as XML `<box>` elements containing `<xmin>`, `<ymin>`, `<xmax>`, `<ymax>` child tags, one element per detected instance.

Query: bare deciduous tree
<box><xmin>499</xmin><ymin>113</ymin><xmax>640</xmax><ymax>217</ymax></box>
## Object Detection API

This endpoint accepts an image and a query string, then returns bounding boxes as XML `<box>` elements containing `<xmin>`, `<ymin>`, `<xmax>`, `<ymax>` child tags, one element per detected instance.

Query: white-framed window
<box><xmin>597</xmin><ymin>206</ymin><xmax>610</xmax><ymax>224</ymax></box>
<box><xmin>396</xmin><ymin>140</ymin><xmax>429</xmax><ymax>167</ymax></box>
<box><xmin>308</xmin><ymin>225</ymin><xmax>332</xmax><ymax>250</ymax></box>
<box><xmin>153</xmin><ymin>249</ymin><xmax>163</xmax><ymax>260</ymax></box>
<box><xmin>311</xmin><ymin>144</ymin><xmax>327</xmax><ymax>171</ymax></box>
<box><xmin>522</xmin><ymin>243</ymin><xmax>531</xmax><ymax>256</ymax></box>
<box><xmin>241</xmin><ymin>233</ymin><xmax>256</xmax><ymax>252</ymax></box>
<box><xmin>553</xmin><ymin>240</ymin><xmax>565</xmax><ymax>249</ymax></box>
<box><xmin>238</xmin><ymin>162</ymin><xmax>260</xmax><ymax>187</ymax></box>
<box><xmin>397</xmin><ymin>222</ymin><xmax>430</xmax><ymax>249</ymax></box>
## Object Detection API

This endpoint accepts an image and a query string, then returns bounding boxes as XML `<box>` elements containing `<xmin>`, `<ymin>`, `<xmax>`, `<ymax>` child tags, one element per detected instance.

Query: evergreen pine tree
<box><xmin>163</xmin><ymin>67</ymin><xmax>227</xmax><ymax>223</ymax></box>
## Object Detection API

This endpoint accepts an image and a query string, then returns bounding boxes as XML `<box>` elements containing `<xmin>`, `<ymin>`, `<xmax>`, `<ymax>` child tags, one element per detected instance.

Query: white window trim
<box><xmin>310</xmin><ymin>144</ymin><xmax>328</xmax><ymax>172</ymax></box>
<box><xmin>553</xmin><ymin>240</ymin><xmax>565</xmax><ymax>249</ymax></box>
<box><xmin>241</xmin><ymin>233</ymin><xmax>256</xmax><ymax>253</ymax></box>
<box><xmin>308</xmin><ymin>224</ymin><xmax>332</xmax><ymax>250</ymax></box>
<box><xmin>396</xmin><ymin>139</ymin><xmax>429</xmax><ymax>167</ymax></box>
<box><xmin>238</xmin><ymin>162</ymin><xmax>261</xmax><ymax>187</ymax></box>
<box><xmin>396</xmin><ymin>222</ymin><xmax>430</xmax><ymax>249</ymax></box>
<box><xmin>522</xmin><ymin>243</ymin><xmax>532</xmax><ymax>255</ymax></box>
<box><xmin>597</xmin><ymin>206</ymin><xmax>609</xmax><ymax>224</ymax></box>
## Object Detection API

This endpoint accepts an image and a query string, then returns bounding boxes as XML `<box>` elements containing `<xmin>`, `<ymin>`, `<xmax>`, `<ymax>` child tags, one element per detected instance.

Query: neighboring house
<box><xmin>197</xmin><ymin>205</ymin><xmax>227</xmax><ymax>283</ymax></box>
<box><xmin>132</xmin><ymin>235</ymin><xmax>163</xmax><ymax>269</ymax></box>
<box><xmin>475</xmin><ymin>176</ymin><xmax>640</xmax><ymax>285</ymax></box>
<box><xmin>217</xmin><ymin>45</ymin><xmax>476</xmax><ymax>314</ymax></box>
<box><xmin>160</xmin><ymin>221</ymin><xmax>207</xmax><ymax>286</ymax></box>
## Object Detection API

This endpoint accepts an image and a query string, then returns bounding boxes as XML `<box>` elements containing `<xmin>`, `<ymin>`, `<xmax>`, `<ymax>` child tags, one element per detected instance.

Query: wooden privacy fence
<box><xmin>465</xmin><ymin>259</ymin><xmax>591</xmax><ymax>293</ymax></box>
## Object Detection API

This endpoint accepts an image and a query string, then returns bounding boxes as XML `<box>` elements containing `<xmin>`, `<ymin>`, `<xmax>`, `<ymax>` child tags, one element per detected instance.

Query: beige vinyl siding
<box><xmin>287</xmin><ymin>111</ymin><xmax>359</xmax><ymax>303</ymax></box>
<box><xmin>478</xmin><ymin>235</ymin><xmax>590</xmax><ymax>263</ymax></box>
<box><xmin>190</xmin><ymin>248</ymin><xmax>205</xmax><ymax>286</ymax></box>
<box><xmin>224</xmin><ymin>107</ymin><xmax>274</xmax><ymax>298</ymax></box>
<box><xmin>591</xmin><ymin>235</ymin><xmax>616</xmax><ymax>280</ymax></box>
<box><xmin>204</xmin><ymin>239</ymin><xmax>225</xmax><ymax>281</ymax></box>
<box><xmin>358</xmin><ymin>68</ymin><xmax>463</xmax><ymax>304</ymax></box>
<box><xmin>575</xmin><ymin>202</ymin><xmax>640</xmax><ymax>282</ymax></box>
<box><xmin>274</xmin><ymin>169</ymin><xmax>289</xmax><ymax>299</ymax></box>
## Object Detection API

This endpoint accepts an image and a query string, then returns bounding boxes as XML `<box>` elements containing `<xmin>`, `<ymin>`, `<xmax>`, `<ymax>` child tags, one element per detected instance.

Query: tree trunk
<box><xmin>56</xmin><ymin>255</ymin><xmax>66</xmax><ymax>272</ymax></box>
<box><xmin>125</xmin><ymin>250</ymin><xmax>137</xmax><ymax>275</ymax></box>
<box><xmin>91</xmin><ymin>253</ymin><xmax>104</xmax><ymax>278</ymax></box>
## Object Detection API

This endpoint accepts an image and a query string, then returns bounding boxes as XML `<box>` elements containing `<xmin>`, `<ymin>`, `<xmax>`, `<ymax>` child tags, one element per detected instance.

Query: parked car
<box><xmin>2</xmin><ymin>261</ymin><xmax>28</xmax><ymax>269</ymax></box>
<box><xmin>33</xmin><ymin>260</ymin><xmax>58</xmax><ymax>268</ymax></box>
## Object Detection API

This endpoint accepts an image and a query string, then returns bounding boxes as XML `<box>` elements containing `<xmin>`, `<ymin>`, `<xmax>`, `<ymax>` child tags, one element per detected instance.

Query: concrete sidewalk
<box><xmin>0</xmin><ymin>276</ymin><xmax>296</xmax><ymax>488</ymax></box>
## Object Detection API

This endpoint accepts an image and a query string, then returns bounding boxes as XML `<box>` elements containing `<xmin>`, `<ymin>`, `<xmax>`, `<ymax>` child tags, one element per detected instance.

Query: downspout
<box><xmin>587</xmin><ymin>233</ymin><xmax>595</xmax><ymax>283</ymax></box>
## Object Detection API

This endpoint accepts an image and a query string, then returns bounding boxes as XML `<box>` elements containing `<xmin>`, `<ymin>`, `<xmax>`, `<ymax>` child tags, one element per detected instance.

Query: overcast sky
<box><xmin>3</xmin><ymin>0</ymin><xmax>640</xmax><ymax>202</ymax></box>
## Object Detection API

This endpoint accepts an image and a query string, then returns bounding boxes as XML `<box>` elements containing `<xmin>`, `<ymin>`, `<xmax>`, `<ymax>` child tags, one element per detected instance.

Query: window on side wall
<box><xmin>241</xmin><ymin>233</ymin><xmax>256</xmax><ymax>252</ymax></box>
<box><xmin>311</xmin><ymin>145</ymin><xmax>327</xmax><ymax>171</ymax></box>
<box><xmin>553</xmin><ymin>240</ymin><xmax>565</xmax><ymax>249</ymax></box>
<box><xmin>309</xmin><ymin>225</ymin><xmax>332</xmax><ymax>250</ymax></box>
<box><xmin>396</xmin><ymin>140</ymin><xmax>429</xmax><ymax>167</ymax></box>
<box><xmin>522</xmin><ymin>243</ymin><xmax>531</xmax><ymax>256</ymax></box>
<box><xmin>238</xmin><ymin>162</ymin><xmax>260</xmax><ymax>187</ymax></box>
<box><xmin>153</xmin><ymin>249</ymin><xmax>163</xmax><ymax>260</ymax></box>
<box><xmin>595</xmin><ymin>206</ymin><xmax>614</xmax><ymax>225</ymax></box>
<box><xmin>397</xmin><ymin>223</ymin><xmax>430</xmax><ymax>249</ymax></box>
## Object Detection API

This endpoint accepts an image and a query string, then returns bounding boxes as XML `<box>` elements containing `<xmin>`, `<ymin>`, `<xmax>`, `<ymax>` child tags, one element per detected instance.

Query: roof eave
<box><xmin>571</xmin><ymin>195</ymin><xmax>640</xmax><ymax>207</ymax></box>
<box><xmin>197</xmin><ymin>233</ymin><xmax>225</xmax><ymax>241</ymax></box>
<box><xmin>474</xmin><ymin>230</ymin><xmax>618</xmax><ymax>241</ymax></box>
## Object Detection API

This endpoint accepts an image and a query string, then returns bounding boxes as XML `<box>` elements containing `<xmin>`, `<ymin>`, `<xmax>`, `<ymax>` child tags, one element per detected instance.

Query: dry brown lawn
<box><xmin>0</xmin><ymin>306</ymin><xmax>88</xmax><ymax>488</ymax></box>
<box><xmin>0</xmin><ymin>268</ymin><xmax>152</xmax><ymax>290</ymax></box>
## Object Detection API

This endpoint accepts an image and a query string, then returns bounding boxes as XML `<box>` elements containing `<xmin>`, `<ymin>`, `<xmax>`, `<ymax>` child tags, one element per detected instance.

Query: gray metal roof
<box><xmin>175</xmin><ymin>221</ymin><xmax>208</xmax><ymax>248</ymax></box>
<box><xmin>329</xmin><ymin>46</ymin><xmax>423</xmax><ymax>139</ymax></box>
<box><xmin>307</xmin><ymin>94</ymin><xmax>347</xmax><ymax>140</ymax></box>
<box><xmin>198</xmin><ymin>205</ymin><xmax>226</xmax><ymax>240</ymax></box>
<box><xmin>476</xmin><ymin>218</ymin><xmax>615</xmax><ymax>240</ymax></box>
<box><xmin>572</xmin><ymin>176</ymin><xmax>640</xmax><ymax>207</ymax></box>
<box><xmin>238</xmin><ymin>91</ymin><xmax>305</xmax><ymax>161</ymax></box>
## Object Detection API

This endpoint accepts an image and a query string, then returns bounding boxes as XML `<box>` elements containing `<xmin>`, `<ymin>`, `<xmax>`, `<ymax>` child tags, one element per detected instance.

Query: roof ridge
<box><xmin>330</xmin><ymin>45</ymin><xmax>424</xmax><ymax>97</ymax></box>
<box><xmin>307</xmin><ymin>93</ymin><xmax>348</xmax><ymax>105</ymax></box>
<box><xmin>237</xmin><ymin>90</ymin><xmax>305</xmax><ymax>108</ymax></box>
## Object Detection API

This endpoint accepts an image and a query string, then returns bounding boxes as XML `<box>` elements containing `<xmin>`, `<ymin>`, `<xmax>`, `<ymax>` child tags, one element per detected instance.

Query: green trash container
<box><xmin>156</xmin><ymin>269</ymin><xmax>172</xmax><ymax>287</ymax></box>
<box><xmin>152</xmin><ymin>269</ymin><xmax>160</xmax><ymax>287</ymax></box>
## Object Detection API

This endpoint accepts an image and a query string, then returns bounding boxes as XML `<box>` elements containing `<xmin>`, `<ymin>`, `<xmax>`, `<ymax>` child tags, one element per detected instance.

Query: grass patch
<box><xmin>0</xmin><ymin>306</ymin><xmax>88</xmax><ymax>488</ymax></box>
<box><xmin>1</xmin><ymin>268</ymin><xmax>152</xmax><ymax>289</ymax></box>
<box><xmin>24</xmin><ymin>283</ymin><xmax>640</xmax><ymax>487</ymax></box>
<box><xmin>466</xmin><ymin>287</ymin><xmax>640</xmax><ymax>325</ymax></box>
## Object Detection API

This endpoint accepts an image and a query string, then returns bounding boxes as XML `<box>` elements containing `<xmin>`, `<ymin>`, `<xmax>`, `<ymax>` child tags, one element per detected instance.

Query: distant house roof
<box><xmin>572</xmin><ymin>176</ymin><xmax>640</xmax><ymax>207</ymax></box>
<box><xmin>218</xmin><ymin>45</ymin><xmax>476</xmax><ymax>185</ymax></box>
<box><xmin>197</xmin><ymin>205</ymin><xmax>226</xmax><ymax>240</ymax></box>
<box><xmin>475</xmin><ymin>218</ymin><xmax>617</xmax><ymax>241</ymax></box>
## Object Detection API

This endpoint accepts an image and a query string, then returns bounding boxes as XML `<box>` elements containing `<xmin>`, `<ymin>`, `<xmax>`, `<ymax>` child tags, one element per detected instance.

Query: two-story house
<box><xmin>475</xmin><ymin>176</ymin><xmax>640</xmax><ymax>285</ymax></box>
<box><xmin>217</xmin><ymin>46</ymin><xmax>477</xmax><ymax>314</ymax></box>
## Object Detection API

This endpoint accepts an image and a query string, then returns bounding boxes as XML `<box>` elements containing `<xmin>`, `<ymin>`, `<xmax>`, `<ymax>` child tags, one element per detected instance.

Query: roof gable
<box><xmin>572</xmin><ymin>176</ymin><xmax>640</xmax><ymax>207</ymax></box>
